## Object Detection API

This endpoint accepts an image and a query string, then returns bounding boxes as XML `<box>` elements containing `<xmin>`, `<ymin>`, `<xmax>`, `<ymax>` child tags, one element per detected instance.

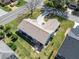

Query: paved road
<box><xmin>0</xmin><ymin>4</ymin><xmax>29</xmax><ymax>25</ymax></box>
<box><xmin>0</xmin><ymin>0</ymin><xmax>44</xmax><ymax>25</ymax></box>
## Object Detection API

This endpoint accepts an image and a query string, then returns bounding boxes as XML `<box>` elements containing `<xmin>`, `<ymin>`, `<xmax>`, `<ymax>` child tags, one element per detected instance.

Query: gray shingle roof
<box><xmin>57</xmin><ymin>36</ymin><xmax>79</xmax><ymax>59</ymax></box>
<box><xmin>0</xmin><ymin>40</ymin><xmax>18</xmax><ymax>59</ymax></box>
<box><xmin>18</xmin><ymin>19</ymin><xmax>60</xmax><ymax>45</ymax></box>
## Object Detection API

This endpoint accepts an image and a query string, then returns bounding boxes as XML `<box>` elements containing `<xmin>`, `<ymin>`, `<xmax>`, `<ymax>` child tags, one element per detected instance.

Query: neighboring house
<box><xmin>55</xmin><ymin>25</ymin><xmax>79</xmax><ymax>59</ymax></box>
<box><xmin>0</xmin><ymin>40</ymin><xmax>18</xmax><ymax>59</ymax></box>
<box><xmin>0</xmin><ymin>0</ymin><xmax>17</xmax><ymax>5</ymax></box>
<box><xmin>18</xmin><ymin>19</ymin><xmax>60</xmax><ymax>51</ymax></box>
<box><xmin>68</xmin><ymin>26</ymin><xmax>79</xmax><ymax>39</ymax></box>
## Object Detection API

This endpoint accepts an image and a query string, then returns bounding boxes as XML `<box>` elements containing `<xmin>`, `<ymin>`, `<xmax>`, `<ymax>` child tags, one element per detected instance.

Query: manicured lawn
<box><xmin>0</xmin><ymin>5</ymin><xmax>12</xmax><ymax>12</ymax></box>
<box><xmin>16</xmin><ymin>0</ymin><xmax>26</xmax><ymax>7</ymax></box>
<box><xmin>30</xmin><ymin>9</ymin><xmax>41</xmax><ymax>19</ymax></box>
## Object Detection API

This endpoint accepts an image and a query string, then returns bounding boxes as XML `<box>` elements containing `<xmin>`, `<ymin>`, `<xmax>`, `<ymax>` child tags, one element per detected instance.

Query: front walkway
<box><xmin>0</xmin><ymin>9</ymin><xmax>8</xmax><ymax>17</ymax></box>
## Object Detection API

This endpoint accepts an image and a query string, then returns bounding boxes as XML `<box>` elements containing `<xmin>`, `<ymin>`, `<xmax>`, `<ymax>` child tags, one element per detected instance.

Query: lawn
<box><xmin>16</xmin><ymin>0</ymin><xmax>26</xmax><ymax>7</ymax></box>
<box><xmin>4</xmin><ymin>36</ymin><xmax>38</xmax><ymax>59</ymax></box>
<box><xmin>0</xmin><ymin>5</ymin><xmax>12</xmax><ymax>12</ymax></box>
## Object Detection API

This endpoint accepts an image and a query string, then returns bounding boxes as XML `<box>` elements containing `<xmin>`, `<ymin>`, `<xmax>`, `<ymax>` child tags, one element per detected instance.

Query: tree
<box><xmin>4</xmin><ymin>25</ymin><xmax>11</xmax><ymax>32</ymax></box>
<box><xmin>77</xmin><ymin>0</ymin><xmax>79</xmax><ymax>5</ymax></box>
<box><xmin>6</xmin><ymin>31</ymin><xmax>12</xmax><ymax>37</ymax></box>
<box><xmin>45</xmin><ymin>0</ymin><xmax>76</xmax><ymax>8</ymax></box>
<box><xmin>26</xmin><ymin>0</ymin><xmax>42</xmax><ymax>16</ymax></box>
<box><xmin>44</xmin><ymin>0</ymin><xmax>54</xmax><ymax>7</ymax></box>
<box><xmin>45</xmin><ymin>0</ymin><xmax>65</xmax><ymax>8</ymax></box>
<box><xmin>11</xmin><ymin>34</ymin><xmax>18</xmax><ymax>42</ymax></box>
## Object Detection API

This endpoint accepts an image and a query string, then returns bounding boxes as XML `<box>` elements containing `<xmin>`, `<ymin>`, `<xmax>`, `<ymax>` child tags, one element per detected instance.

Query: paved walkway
<box><xmin>0</xmin><ymin>9</ymin><xmax>8</xmax><ymax>17</ymax></box>
<box><xmin>37</xmin><ymin>14</ymin><xmax>45</xmax><ymax>25</ymax></box>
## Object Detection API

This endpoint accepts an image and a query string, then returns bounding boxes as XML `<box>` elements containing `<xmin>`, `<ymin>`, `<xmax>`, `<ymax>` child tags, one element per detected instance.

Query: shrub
<box><xmin>44</xmin><ymin>0</ymin><xmax>54</xmax><ymax>7</ymax></box>
<box><xmin>7</xmin><ymin>43</ymin><xmax>17</xmax><ymax>51</ymax></box>
<box><xmin>6</xmin><ymin>31</ymin><xmax>12</xmax><ymax>37</ymax></box>
<box><xmin>0</xmin><ymin>31</ymin><xmax>5</xmax><ymax>39</ymax></box>
<box><xmin>4</xmin><ymin>25</ymin><xmax>11</xmax><ymax>32</ymax></box>
<box><xmin>0</xmin><ymin>25</ymin><xmax>4</xmax><ymax>30</ymax></box>
<box><xmin>3</xmin><ymin>6</ymin><xmax>12</xmax><ymax>12</ymax></box>
<box><xmin>11</xmin><ymin>34</ymin><xmax>18</xmax><ymax>42</ymax></box>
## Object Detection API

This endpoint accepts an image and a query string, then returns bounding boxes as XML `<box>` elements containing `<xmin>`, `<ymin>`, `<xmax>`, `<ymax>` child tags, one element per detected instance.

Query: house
<box><xmin>0</xmin><ymin>40</ymin><xmax>18</xmax><ymax>59</ymax></box>
<box><xmin>0</xmin><ymin>0</ymin><xmax>17</xmax><ymax>5</ymax></box>
<box><xmin>18</xmin><ymin>19</ymin><xmax>60</xmax><ymax>51</ymax></box>
<box><xmin>55</xmin><ymin>25</ymin><xmax>79</xmax><ymax>59</ymax></box>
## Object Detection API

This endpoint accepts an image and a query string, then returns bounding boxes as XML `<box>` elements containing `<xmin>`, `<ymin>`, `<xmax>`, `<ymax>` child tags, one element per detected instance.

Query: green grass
<box><xmin>24</xmin><ymin>9</ymin><xmax>41</xmax><ymax>19</ymax></box>
<box><xmin>4</xmin><ymin>36</ymin><xmax>37</xmax><ymax>59</ymax></box>
<box><xmin>16</xmin><ymin>0</ymin><xmax>26</xmax><ymax>7</ymax></box>
<box><xmin>0</xmin><ymin>5</ymin><xmax>12</xmax><ymax>12</ymax></box>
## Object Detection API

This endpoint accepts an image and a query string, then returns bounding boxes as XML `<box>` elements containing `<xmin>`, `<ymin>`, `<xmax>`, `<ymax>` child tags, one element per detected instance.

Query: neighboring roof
<box><xmin>18</xmin><ymin>19</ymin><xmax>60</xmax><ymax>45</ymax></box>
<box><xmin>68</xmin><ymin>26</ymin><xmax>79</xmax><ymax>40</ymax></box>
<box><xmin>0</xmin><ymin>0</ymin><xmax>10</xmax><ymax>4</ymax></box>
<box><xmin>57</xmin><ymin>36</ymin><xmax>79</xmax><ymax>59</ymax></box>
<box><xmin>0</xmin><ymin>40</ymin><xmax>18</xmax><ymax>59</ymax></box>
<box><xmin>0</xmin><ymin>40</ymin><xmax>13</xmax><ymax>53</ymax></box>
<box><xmin>0</xmin><ymin>0</ymin><xmax>17</xmax><ymax>4</ymax></box>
